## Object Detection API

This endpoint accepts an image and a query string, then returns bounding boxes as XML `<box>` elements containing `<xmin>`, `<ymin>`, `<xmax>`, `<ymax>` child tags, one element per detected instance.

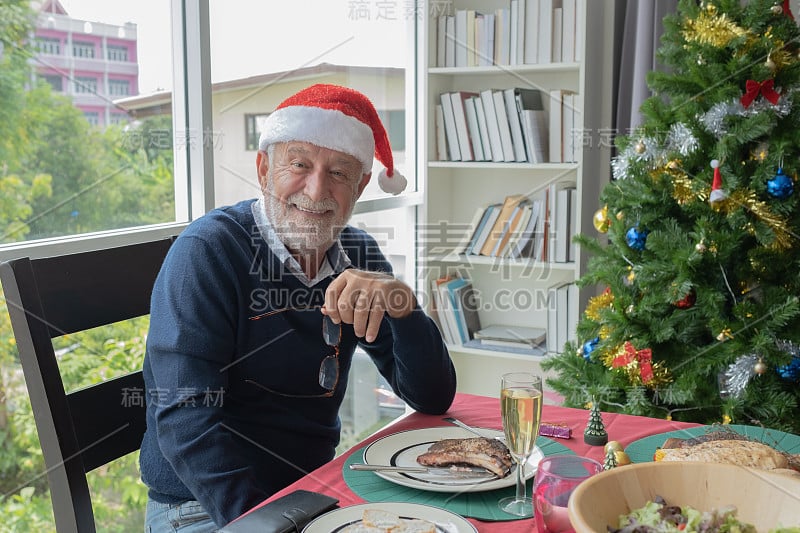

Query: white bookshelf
<box><xmin>416</xmin><ymin>0</ymin><xmax>616</xmax><ymax>397</ymax></box>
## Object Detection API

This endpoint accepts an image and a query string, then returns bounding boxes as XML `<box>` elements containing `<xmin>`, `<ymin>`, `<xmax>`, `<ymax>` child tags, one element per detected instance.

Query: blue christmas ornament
<box><xmin>626</xmin><ymin>226</ymin><xmax>649</xmax><ymax>251</ymax></box>
<box><xmin>766</xmin><ymin>167</ymin><xmax>793</xmax><ymax>199</ymax></box>
<box><xmin>777</xmin><ymin>355</ymin><xmax>800</xmax><ymax>382</ymax></box>
<box><xmin>582</xmin><ymin>337</ymin><xmax>600</xmax><ymax>361</ymax></box>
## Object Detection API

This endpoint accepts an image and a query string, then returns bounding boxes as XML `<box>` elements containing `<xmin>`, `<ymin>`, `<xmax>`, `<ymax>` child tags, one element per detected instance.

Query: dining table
<box><xmin>239</xmin><ymin>392</ymin><xmax>703</xmax><ymax>532</ymax></box>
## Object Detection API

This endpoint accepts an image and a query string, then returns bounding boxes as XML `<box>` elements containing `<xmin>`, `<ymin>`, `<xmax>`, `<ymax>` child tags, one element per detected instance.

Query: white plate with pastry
<box><xmin>359</xmin><ymin>426</ymin><xmax>542</xmax><ymax>493</ymax></box>
<box><xmin>302</xmin><ymin>502</ymin><xmax>477</xmax><ymax>532</ymax></box>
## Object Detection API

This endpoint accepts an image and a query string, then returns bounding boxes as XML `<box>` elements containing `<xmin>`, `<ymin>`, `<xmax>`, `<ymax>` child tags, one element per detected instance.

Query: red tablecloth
<box><xmin>245</xmin><ymin>393</ymin><xmax>700</xmax><ymax>532</ymax></box>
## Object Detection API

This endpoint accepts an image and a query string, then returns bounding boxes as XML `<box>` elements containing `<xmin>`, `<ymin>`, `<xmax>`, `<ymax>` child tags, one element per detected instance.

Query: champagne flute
<box><xmin>498</xmin><ymin>372</ymin><xmax>543</xmax><ymax>517</ymax></box>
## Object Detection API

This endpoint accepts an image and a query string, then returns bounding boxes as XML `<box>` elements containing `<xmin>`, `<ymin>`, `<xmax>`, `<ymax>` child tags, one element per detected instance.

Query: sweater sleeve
<box><xmin>345</xmin><ymin>229</ymin><xmax>457</xmax><ymax>414</ymax></box>
<box><xmin>145</xmin><ymin>233</ymin><xmax>268</xmax><ymax>526</ymax></box>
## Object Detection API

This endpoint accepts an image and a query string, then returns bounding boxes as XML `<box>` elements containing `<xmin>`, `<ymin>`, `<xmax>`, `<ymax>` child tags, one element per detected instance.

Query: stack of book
<box><xmin>429</xmin><ymin>274</ymin><xmax>482</xmax><ymax>346</ymax></box>
<box><xmin>435</xmin><ymin>0</ymin><xmax>582</xmax><ymax>68</ymax></box>
<box><xmin>464</xmin><ymin>324</ymin><xmax>547</xmax><ymax>355</ymax></box>
<box><xmin>436</xmin><ymin>87</ymin><xmax>549</xmax><ymax>164</ymax></box>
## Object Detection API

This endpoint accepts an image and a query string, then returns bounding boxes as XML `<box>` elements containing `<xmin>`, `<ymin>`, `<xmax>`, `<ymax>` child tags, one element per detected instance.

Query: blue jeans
<box><xmin>145</xmin><ymin>498</ymin><xmax>218</xmax><ymax>533</ymax></box>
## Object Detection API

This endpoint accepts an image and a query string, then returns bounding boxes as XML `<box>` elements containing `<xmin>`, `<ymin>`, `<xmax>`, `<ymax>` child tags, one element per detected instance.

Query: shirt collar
<box><xmin>251</xmin><ymin>198</ymin><xmax>352</xmax><ymax>286</ymax></box>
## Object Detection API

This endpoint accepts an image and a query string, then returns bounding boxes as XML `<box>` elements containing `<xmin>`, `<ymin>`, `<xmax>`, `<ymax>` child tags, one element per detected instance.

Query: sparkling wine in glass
<box><xmin>498</xmin><ymin>372</ymin><xmax>543</xmax><ymax>517</ymax></box>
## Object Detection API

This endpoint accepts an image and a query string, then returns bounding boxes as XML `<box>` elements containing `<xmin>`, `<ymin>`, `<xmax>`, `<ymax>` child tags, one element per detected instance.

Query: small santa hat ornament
<box><xmin>709</xmin><ymin>159</ymin><xmax>727</xmax><ymax>205</ymax></box>
<box><xmin>258</xmin><ymin>84</ymin><xmax>407</xmax><ymax>195</ymax></box>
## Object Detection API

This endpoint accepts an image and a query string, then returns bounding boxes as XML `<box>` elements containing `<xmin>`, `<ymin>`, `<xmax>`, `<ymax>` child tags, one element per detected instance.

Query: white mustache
<box><xmin>286</xmin><ymin>194</ymin><xmax>337</xmax><ymax>213</ymax></box>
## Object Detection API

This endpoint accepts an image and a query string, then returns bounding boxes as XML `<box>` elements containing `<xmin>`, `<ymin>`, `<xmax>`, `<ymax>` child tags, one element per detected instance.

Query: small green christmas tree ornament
<box><xmin>603</xmin><ymin>448</ymin><xmax>618</xmax><ymax>470</ymax></box>
<box><xmin>584</xmin><ymin>401</ymin><xmax>608</xmax><ymax>446</ymax></box>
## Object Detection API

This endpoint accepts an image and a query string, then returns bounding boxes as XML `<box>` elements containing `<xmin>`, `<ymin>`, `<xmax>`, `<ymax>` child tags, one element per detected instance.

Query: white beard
<box><xmin>263</xmin><ymin>180</ymin><xmax>354</xmax><ymax>255</ymax></box>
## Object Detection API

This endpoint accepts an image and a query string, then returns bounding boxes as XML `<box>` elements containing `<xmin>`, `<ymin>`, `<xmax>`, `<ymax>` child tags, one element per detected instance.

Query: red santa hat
<box><xmin>258</xmin><ymin>83</ymin><xmax>407</xmax><ymax>195</ymax></box>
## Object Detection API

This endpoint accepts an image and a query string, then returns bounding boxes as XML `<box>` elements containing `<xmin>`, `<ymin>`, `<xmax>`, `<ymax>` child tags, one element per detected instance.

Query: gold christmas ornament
<box><xmin>754</xmin><ymin>358</ymin><xmax>768</xmax><ymax>375</ymax></box>
<box><xmin>616</xmin><ymin>210</ymin><xmax>625</xmax><ymax>221</ymax></box>
<box><xmin>614</xmin><ymin>450</ymin><xmax>632</xmax><ymax>466</ymax></box>
<box><xmin>626</xmin><ymin>304</ymin><xmax>635</xmax><ymax>314</ymax></box>
<box><xmin>751</xmin><ymin>142</ymin><xmax>769</xmax><ymax>161</ymax></box>
<box><xmin>592</xmin><ymin>205</ymin><xmax>610</xmax><ymax>233</ymax></box>
<box><xmin>604</xmin><ymin>441</ymin><xmax>624</xmax><ymax>454</ymax></box>
<box><xmin>634</xmin><ymin>140</ymin><xmax>646</xmax><ymax>154</ymax></box>
<box><xmin>765</xmin><ymin>55</ymin><xmax>776</xmax><ymax>71</ymax></box>
<box><xmin>771</xmin><ymin>3</ymin><xmax>784</xmax><ymax>14</ymax></box>
<box><xmin>716</xmin><ymin>328</ymin><xmax>734</xmax><ymax>342</ymax></box>
<box><xmin>722</xmin><ymin>414</ymin><xmax>732</xmax><ymax>424</ymax></box>
<box><xmin>695</xmin><ymin>241</ymin><xmax>707</xmax><ymax>253</ymax></box>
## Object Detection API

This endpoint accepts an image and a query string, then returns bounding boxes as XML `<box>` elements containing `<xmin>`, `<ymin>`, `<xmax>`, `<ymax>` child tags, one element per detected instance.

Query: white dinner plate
<box><xmin>302</xmin><ymin>502</ymin><xmax>477</xmax><ymax>532</ymax></box>
<box><xmin>360</xmin><ymin>426</ymin><xmax>542</xmax><ymax>493</ymax></box>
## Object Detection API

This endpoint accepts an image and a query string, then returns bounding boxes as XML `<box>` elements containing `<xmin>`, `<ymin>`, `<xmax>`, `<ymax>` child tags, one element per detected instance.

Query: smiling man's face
<box><xmin>257</xmin><ymin>141</ymin><xmax>370</xmax><ymax>255</ymax></box>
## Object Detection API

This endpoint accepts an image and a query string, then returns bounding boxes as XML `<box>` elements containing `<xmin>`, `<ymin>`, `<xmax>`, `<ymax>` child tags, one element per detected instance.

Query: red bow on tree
<box><xmin>740</xmin><ymin>79</ymin><xmax>781</xmax><ymax>108</ymax></box>
<box><xmin>783</xmin><ymin>0</ymin><xmax>794</xmax><ymax>20</ymax></box>
<box><xmin>612</xmin><ymin>341</ymin><xmax>654</xmax><ymax>384</ymax></box>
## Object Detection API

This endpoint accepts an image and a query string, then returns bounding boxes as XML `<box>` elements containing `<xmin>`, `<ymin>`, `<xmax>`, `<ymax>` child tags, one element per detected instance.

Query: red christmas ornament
<box><xmin>673</xmin><ymin>289</ymin><xmax>696</xmax><ymax>309</ymax></box>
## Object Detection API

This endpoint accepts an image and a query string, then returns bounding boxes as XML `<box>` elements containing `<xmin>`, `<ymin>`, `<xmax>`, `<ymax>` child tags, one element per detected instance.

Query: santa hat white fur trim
<box><xmin>258</xmin><ymin>106</ymin><xmax>375</xmax><ymax>174</ymax></box>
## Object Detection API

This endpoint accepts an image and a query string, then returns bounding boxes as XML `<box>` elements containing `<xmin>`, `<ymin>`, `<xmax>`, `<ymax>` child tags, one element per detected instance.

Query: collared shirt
<box><xmin>251</xmin><ymin>197</ymin><xmax>351</xmax><ymax>287</ymax></box>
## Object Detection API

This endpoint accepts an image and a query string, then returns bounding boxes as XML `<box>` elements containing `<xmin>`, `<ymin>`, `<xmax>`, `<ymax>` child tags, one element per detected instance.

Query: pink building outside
<box><xmin>31</xmin><ymin>0</ymin><xmax>139</xmax><ymax>128</ymax></box>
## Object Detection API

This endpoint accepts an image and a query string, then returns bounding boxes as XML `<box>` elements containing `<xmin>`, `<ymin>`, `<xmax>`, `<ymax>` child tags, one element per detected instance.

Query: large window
<box><xmin>106</xmin><ymin>44</ymin><xmax>129</xmax><ymax>61</ymax></box>
<box><xmin>244</xmin><ymin>113</ymin><xmax>270</xmax><ymax>151</ymax></box>
<box><xmin>39</xmin><ymin>73</ymin><xmax>63</xmax><ymax>92</ymax></box>
<box><xmin>35</xmin><ymin>36</ymin><xmax>61</xmax><ymax>55</ymax></box>
<box><xmin>72</xmin><ymin>40</ymin><xmax>95</xmax><ymax>58</ymax></box>
<box><xmin>0</xmin><ymin>1</ymin><xmax>421</xmax><ymax>530</ymax></box>
<box><xmin>108</xmin><ymin>78</ymin><xmax>131</xmax><ymax>96</ymax></box>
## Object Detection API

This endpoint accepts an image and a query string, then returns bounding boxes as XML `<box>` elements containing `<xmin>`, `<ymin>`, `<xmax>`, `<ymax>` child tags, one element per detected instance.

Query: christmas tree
<box><xmin>543</xmin><ymin>0</ymin><xmax>800</xmax><ymax>434</ymax></box>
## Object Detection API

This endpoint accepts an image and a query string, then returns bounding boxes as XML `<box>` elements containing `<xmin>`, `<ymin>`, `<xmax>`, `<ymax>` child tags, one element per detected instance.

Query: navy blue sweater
<box><xmin>139</xmin><ymin>200</ymin><xmax>456</xmax><ymax>526</ymax></box>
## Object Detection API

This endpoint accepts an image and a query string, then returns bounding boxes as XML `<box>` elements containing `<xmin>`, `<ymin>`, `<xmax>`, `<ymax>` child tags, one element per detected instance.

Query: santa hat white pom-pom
<box><xmin>378</xmin><ymin>168</ymin><xmax>407</xmax><ymax>195</ymax></box>
<box><xmin>710</xmin><ymin>159</ymin><xmax>720</xmax><ymax>169</ymax></box>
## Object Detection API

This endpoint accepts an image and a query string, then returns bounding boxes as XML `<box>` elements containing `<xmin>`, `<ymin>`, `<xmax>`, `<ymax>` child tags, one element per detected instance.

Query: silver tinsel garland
<box><xmin>718</xmin><ymin>353</ymin><xmax>758</xmax><ymax>399</ymax></box>
<box><xmin>699</xmin><ymin>93</ymin><xmax>793</xmax><ymax>138</ymax></box>
<box><xmin>666</xmin><ymin>122</ymin><xmax>699</xmax><ymax>156</ymax></box>
<box><xmin>611</xmin><ymin>123</ymin><xmax>698</xmax><ymax>180</ymax></box>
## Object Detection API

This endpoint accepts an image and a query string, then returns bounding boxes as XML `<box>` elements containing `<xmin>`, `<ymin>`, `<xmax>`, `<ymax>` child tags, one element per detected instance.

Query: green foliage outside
<box><xmin>0</xmin><ymin>1</ymin><xmax>176</xmax><ymax>530</ymax></box>
<box><xmin>544</xmin><ymin>0</ymin><xmax>800</xmax><ymax>434</ymax></box>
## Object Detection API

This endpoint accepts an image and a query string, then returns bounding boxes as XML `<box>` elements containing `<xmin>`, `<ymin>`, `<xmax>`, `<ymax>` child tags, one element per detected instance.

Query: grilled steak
<box><xmin>416</xmin><ymin>437</ymin><xmax>513</xmax><ymax>477</ymax></box>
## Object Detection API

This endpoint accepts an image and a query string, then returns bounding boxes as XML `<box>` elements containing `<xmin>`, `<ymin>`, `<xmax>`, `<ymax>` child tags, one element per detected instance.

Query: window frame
<box><xmin>0</xmin><ymin>0</ymin><xmax>422</xmax><ymax>268</ymax></box>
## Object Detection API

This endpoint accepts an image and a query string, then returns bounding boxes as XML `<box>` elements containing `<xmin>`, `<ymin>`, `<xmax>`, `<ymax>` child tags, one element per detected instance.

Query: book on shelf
<box><xmin>491</xmin><ymin>89</ymin><xmax>517</xmax><ymax>162</ymax></box>
<box><xmin>508</xmin><ymin>198</ymin><xmax>542</xmax><ymax>259</ymax></box>
<box><xmin>436</xmin><ymin>15</ymin><xmax>447</xmax><ymax>67</ymax></box>
<box><xmin>431</xmin><ymin>275</ymin><xmax>464</xmax><ymax>344</ymax></box>
<box><xmin>537</xmin><ymin>0</ymin><xmax>557</xmax><ymax>64</ymax></box>
<box><xmin>547</xmin><ymin>281</ymin><xmax>571</xmax><ymax>354</ymax></box>
<box><xmin>492</xmin><ymin>198</ymin><xmax>531</xmax><ymax>257</ymax></box>
<box><xmin>463</xmin><ymin>96</ymin><xmax>485</xmax><ymax>161</ymax></box>
<box><xmin>474</xmin><ymin>324</ymin><xmax>546</xmax><ymax>347</ymax></box>
<box><xmin>463</xmin><ymin>338</ymin><xmax>546</xmax><ymax>356</ymax></box>
<box><xmin>452</xmin><ymin>280</ymin><xmax>482</xmax><ymax>342</ymax></box>
<box><xmin>548</xmin><ymin>88</ymin><xmax>574</xmax><ymax>163</ymax></box>
<box><xmin>574</xmin><ymin>0</ymin><xmax>583</xmax><ymax>61</ymax></box>
<box><xmin>450</xmin><ymin>91</ymin><xmax>479</xmax><ymax>162</ymax></box>
<box><xmin>455</xmin><ymin>205</ymin><xmax>490</xmax><ymax>255</ymax></box>
<box><xmin>514</xmin><ymin>0</ymin><xmax>526</xmax><ymax>66</ymax></box>
<box><xmin>562</xmin><ymin>91</ymin><xmax>577</xmax><ymax>163</ymax></box>
<box><xmin>434</xmin><ymin>104</ymin><xmax>447</xmax><ymax>161</ymax></box>
<box><xmin>509</xmin><ymin>0</ymin><xmax>519</xmax><ymax>65</ymax></box>
<box><xmin>568</xmin><ymin>187</ymin><xmax>577</xmax><ymax>261</ymax></box>
<box><xmin>552</xmin><ymin>6</ymin><xmax>563</xmax><ymax>63</ymax></box>
<box><xmin>567</xmin><ymin>282</ymin><xmax>578</xmax><ymax>344</ymax></box>
<box><xmin>472</xmin><ymin>96</ymin><xmax>493</xmax><ymax>161</ymax></box>
<box><xmin>439</xmin><ymin>92</ymin><xmax>461</xmax><ymax>161</ymax></box>
<box><xmin>554</xmin><ymin>184</ymin><xmax>576</xmax><ymax>263</ymax></box>
<box><xmin>502</xmin><ymin>88</ymin><xmax>528</xmax><ymax>162</ymax></box>
<box><xmin>479</xmin><ymin>193</ymin><xmax>528</xmax><ymax>256</ymax></box>
<box><xmin>502</xmin><ymin>202</ymin><xmax>533</xmax><ymax>258</ymax></box>
<box><xmin>454</xmin><ymin>9</ymin><xmax>476</xmax><ymax>68</ymax></box>
<box><xmin>468</xmin><ymin>202</ymin><xmax>502</xmax><ymax>255</ymax></box>
<box><xmin>445</xmin><ymin>15</ymin><xmax>456</xmax><ymax>67</ymax></box>
<box><xmin>494</xmin><ymin>6</ymin><xmax>510</xmax><ymax>66</ymax></box>
<box><xmin>561</xmin><ymin>0</ymin><xmax>576</xmax><ymax>62</ymax></box>
<box><xmin>479</xmin><ymin>89</ymin><xmax>506</xmax><ymax>162</ymax></box>
<box><xmin>523</xmin><ymin>0</ymin><xmax>540</xmax><ymax>64</ymax></box>
<box><xmin>515</xmin><ymin>87</ymin><xmax>549</xmax><ymax>163</ymax></box>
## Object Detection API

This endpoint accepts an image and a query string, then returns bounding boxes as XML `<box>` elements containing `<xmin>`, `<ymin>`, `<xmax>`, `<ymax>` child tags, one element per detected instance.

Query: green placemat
<box><xmin>625</xmin><ymin>424</ymin><xmax>800</xmax><ymax>463</ymax></box>
<box><xmin>343</xmin><ymin>437</ymin><xmax>573</xmax><ymax>522</ymax></box>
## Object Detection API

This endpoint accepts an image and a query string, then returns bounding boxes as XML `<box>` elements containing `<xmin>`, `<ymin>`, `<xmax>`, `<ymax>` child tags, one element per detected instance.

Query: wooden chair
<box><xmin>0</xmin><ymin>237</ymin><xmax>176</xmax><ymax>533</ymax></box>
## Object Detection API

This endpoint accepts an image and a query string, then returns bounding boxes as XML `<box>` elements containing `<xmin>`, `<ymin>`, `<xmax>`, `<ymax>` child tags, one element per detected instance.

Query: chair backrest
<box><xmin>0</xmin><ymin>237</ymin><xmax>175</xmax><ymax>533</ymax></box>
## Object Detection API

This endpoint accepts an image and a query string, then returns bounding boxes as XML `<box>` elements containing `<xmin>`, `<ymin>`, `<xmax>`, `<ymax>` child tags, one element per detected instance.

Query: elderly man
<box><xmin>139</xmin><ymin>84</ymin><xmax>456</xmax><ymax>531</ymax></box>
